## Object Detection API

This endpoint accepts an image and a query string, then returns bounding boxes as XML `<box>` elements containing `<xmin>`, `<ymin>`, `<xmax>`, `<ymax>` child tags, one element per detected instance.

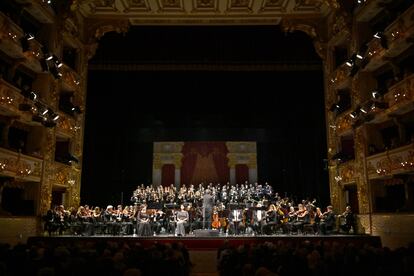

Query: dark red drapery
<box><xmin>235</xmin><ymin>164</ymin><xmax>249</xmax><ymax>184</ymax></box>
<box><xmin>181</xmin><ymin>142</ymin><xmax>229</xmax><ymax>185</ymax></box>
<box><xmin>161</xmin><ymin>164</ymin><xmax>175</xmax><ymax>187</ymax></box>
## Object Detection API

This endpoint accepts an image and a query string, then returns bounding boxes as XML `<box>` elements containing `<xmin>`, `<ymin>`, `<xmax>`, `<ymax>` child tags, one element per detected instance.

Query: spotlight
<box><xmin>356</xmin><ymin>53</ymin><xmax>364</xmax><ymax>60</ymax></box>
<box><xmin>373</xmin><ymin>32</ymin><xmax>388</xmax><ymax>49</ymax></box>
<box><xmin>73</xmin><ymin>106</ymin><xmax>82</xmax><ymax>114</ymax></box>
<box><xmin>373</xmin><ymin>32</ymin><xmax>382</xmax><ymax>39</ymax></box>
<box><xmin>56</xmin><ymin>62</ymin><xmax>63</xmax><ymax>68</ymax></box>
<box><xmin>50</xmin><ymin>66</ymin><xmax>61</xmax><ymax>79</ymax></box>
<box><xmin>52</xmin><ymin>114</ymin><xmax>60</xmax><ymax>121</ymax></box>
<box><xmin>346</xmin><ymin>60</ymin><xmax>354</xmax><ymax>67</ymax></box>
<box><xmin>25</xmin><ymin>33</ymin><xmax>35</xmax><ymax>41</ymax></box>
<box><xmin>29</xmin><ymin>91</ymin><xmax>37</xmax><ymax>101</ymax></box>
<box><xmin>45</xmin><ymin>54</ymin><xmax>53</xmax><ymax>61</ymax></box>
<box><xmin>329</xmin><ymin>103</ymin><xmax>340</xmax><ymax>112</ymax></box>
<box><xmin>350</xmin><ymin>109</ymin><xmax>360</xmax><ymax>119</ymax></box>
<box><xmin>41</xmin><ymin>108</ymin><xmax>49</xmax><ymax>115</ymax></box>
<box><xmin>360</xmin><ymin>107</ymin><xmax>368</xmax><ymax>114</ymax></box>
<box><xmin>372</xmin><ymin>91</ymin><xmax>379</xmax><ymax>99</ymax></box>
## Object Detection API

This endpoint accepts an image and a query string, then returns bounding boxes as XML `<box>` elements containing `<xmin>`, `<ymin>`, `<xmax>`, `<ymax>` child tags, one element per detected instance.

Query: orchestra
<box><xmin>43</xmin><ymin>182</ymin><xmax>346</xmax><ymax>237</ymax></box>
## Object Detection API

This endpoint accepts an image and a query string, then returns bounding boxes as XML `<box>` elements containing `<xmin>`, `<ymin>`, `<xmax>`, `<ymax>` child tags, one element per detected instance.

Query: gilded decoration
<box><xmin>227</xmin><ymin>0</ymin><xmax>253</xmax><ymax>12</ymax></box>
<box><xmin>0</xmin><ymin>148</ymin><xmax>43</xmax><ymax>180</ymax></box>
<box><xmin>338</xmin><ymin>161</ymin><xmax>355</xmax><ymax>184</ymax></box>
<box><xmin>226</xmin><ymin>142</ymin><xmax>256</xmax><ymax>153</ymax></box>
<box><xmin>260</xmin><ymin>0</ymin><xmax>288</xmax><ymax>12</ymax></box>
<box><xmin>158</xmin><ymin>0</ymin><xmax>183</xmax><ymax>10</ymax></box>
<box><xmin>366</xmin><ymin>144</ymin><xmax>414</xmax><ymax>178</ymax></box>
<box><xmin>192</xmin><ymin>0</ymin><xmax>218</xmax><ymax>12</ymax></box>
<box><xmin>354</xmin><ymin>127</ymin><xmax>370</xmax><ymax>214</ymax></box>
<box><xmin>281</xmin><ymin>19</ymin><xmax>327</xmax><ymax>60</ymax></box>
<box><xmin>385</xmin><ymin>74</ymin><xmax>413</xmax><ymax>110</ymax></box>
<box><xmin>56</xmin><ymin>114</ymin><xmax>79</xmax><ymax>137</ymax></box>
<box><xmin>329</xmin><ymin>63</ymin><xmax>349</xmax><ymax>88</ymax></box>
<box><xmin>335</xmin><ymin>112</ymin><xmax>352</xmax><ymax>134</ymax></box>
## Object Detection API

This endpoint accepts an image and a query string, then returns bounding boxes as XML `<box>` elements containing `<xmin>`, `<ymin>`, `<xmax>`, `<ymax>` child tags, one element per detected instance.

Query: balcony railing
<box><xmin>363</xmin><ymin>4</ymin><xmax>414</xmax><ymax>72</ymax></box>
<box><xmin>0</xmin><ymin>147</ymin><xmax>43</xmax><ymax>182</ymax></box>
<box><xmin>0</xmin><ymin>78</ymin><xmax>38</xmax><ymax>123</ymax></box>
<box><xmin>337</xmin><ymin>160</ymin><xmax>356</xmax><ymax>184</ymax></box>
<box><xmin>0</xmin><ymin>11</ymin><xmax>24</xmax><ymax>59</ymax></box>
<box><xmin>61</xmin><ymin>63</ymin><xmax>81</xmax><ymax>93</ymax></box>
<box><xmin>51</xmin><ymin>161</ymin><xmax>77</xmax><ymax>187</ymax></box>
<box><xmin>329</xmin><ymin>63</ymin><xmax>351</xmax><ymax>89</ymax></box>
<box><xmin>56</xmin><ymin>112</ymin><xmax>80</xmax><ymax>138</ymax></box>
<box><xmin>383</xmin><ymin>74</ymin><xmax>414</xmax><ymax>114</ymax></box>
<box><xmin>366</xmin><ymin>143</ymin><xmax>414</xmax><ymax>179</ymax></box>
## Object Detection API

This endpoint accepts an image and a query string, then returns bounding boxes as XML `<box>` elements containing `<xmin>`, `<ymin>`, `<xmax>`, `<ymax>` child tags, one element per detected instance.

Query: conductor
<box><xmin>202</xmin><ymin>189</ymin><xmax>214</xmax><ymax>229</ymax></box>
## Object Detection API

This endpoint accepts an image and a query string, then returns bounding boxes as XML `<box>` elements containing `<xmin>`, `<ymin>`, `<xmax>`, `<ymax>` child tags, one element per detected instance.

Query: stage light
<box><xmin>45</xmin><ymin>54</ymin><xmax>53</xmax><ymax>61</ymax></box>
<box><xmin>346</xmin><ymin>60</ymin><xmax>354</xmax><ymax>67</ymax></box>
<box><xmin>56</xmin><ymin>62</ymin><xmax>63</xmax><ymax>68</ymax></box>
<box><xmin>350</xmin><ymin>110</ymin><xmax>359</xmax><ymax>119</ymax></box>
<box><xmin>73</xmin><ymin>106</ymin><xmax>82</xmax><ymax>114</ymax></box>
<box><xmin>29</xmin><ymin>91</ymin><xmax>37</xmax><ymax>101</ymax></box>
<box><xmin>41</xmin><ymin>108</ymin><xmax>49</xmax><ymax>115</ymax></box>
<box><xmin>360</xmin><ymin>107</ymin><xmax>368</xmax><ymax>114</ymax></box>
<box><xmin>372</xmin><ymin>91</ymin><xmax>379</xmax><ymax>99</ymax></box>
<box><xmin>25</xmin><ymin>33</ymin><xmax>35</xmax><ymax>41</ymax></box>
<box><xmin>374</xmin><ymin>32</ymin><xmax>382</xmax><ymax>39</ymax></box>
<box><xmin>52</xmin><ymin>114</ymin><xmax>60</xmax><ymax>121</ymax></box>
<box><xmin>356</xmin><ymin>53</ymin><xmax>364</xmax><ymax>60</ymax></box>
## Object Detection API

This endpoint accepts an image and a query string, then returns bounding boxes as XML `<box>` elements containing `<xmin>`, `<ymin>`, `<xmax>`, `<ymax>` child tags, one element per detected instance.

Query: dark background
<box><xmin>81</xmin><ymin>26</ymin><xmax>329</xmax><ymax>207</ymax></box>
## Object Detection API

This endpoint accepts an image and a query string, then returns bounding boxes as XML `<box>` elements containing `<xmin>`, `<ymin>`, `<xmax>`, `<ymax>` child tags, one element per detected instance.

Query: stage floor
<box><xmin>27</xmin><ymin>234</ymin><xmax>381</xmax><ymax>250</ymax></box>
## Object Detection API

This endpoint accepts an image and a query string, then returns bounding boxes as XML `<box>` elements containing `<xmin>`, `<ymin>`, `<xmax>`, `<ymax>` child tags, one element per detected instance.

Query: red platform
<box><xmin>27</xmin><ymin>235</ymin><xmax>381</xmax><ymax>250</ymax></box>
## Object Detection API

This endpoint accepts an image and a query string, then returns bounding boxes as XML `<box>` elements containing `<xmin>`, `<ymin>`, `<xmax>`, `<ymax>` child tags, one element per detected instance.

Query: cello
<box><xmin>212</xmin><ymin>206</ymin><xmax>221</xmax><ymax>229</ymax></box>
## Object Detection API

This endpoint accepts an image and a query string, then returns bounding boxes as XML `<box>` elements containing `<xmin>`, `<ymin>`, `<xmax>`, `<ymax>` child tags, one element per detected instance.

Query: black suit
<box><xmin>202</xmin><ymin>193</ymin><xmax>214</xmax><ymax>229</ymax></box>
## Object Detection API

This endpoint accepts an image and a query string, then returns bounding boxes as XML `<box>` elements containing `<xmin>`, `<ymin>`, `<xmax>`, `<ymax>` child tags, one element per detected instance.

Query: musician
<box><xmin>338</xmin><ymin>205</ymin><xmax>356</xmax><ymax>234</ymax></box>
<box><xmin>319</xmin><ymin>205</ymin><xmax>336</xmax><ymax>235</ymax></box>
<box><xmin>202</xmin><ymin>189</ymin><xmax>214</xmax><ymax>229</ymax></box>
<box><xmin>252</xmin><ymin>203</ymin><xmax>266</xmax><ymax>235</ymax></box>
<box><xmin>137</xmin><ymin>205</ymin><xmax>152</xmax><ymax>236</ymax></box>
<box><xmin>176</xmin><ymin>204</ymin><xmax>189</xmax><ymax>236</ymax></box>
<box><xmin>228</xmin><ymin>208</ymin><xmax>243</xmax><ymax>235</ymax></box>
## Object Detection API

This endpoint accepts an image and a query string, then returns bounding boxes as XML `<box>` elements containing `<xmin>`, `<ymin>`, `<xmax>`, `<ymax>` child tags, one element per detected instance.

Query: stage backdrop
<box><xmin>153</xmin><ymin>142</ymin><xmax>257</xmax><ymax>186</ymax></box>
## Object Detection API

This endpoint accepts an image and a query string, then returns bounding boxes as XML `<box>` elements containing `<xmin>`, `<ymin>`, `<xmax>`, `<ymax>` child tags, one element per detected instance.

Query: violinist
<box><xmin>319</xmin><ymin>205</ymin><xmax>336</xmax><ymax>235</ymax></box>
<box><xmin>252</xmin><ymin>203</ymin><xmax>266</xmax><ymax>235</ymax></box>
<box><xmin>338</xmin><ymin>205</ymin><xmax>356</xmax><ymax>234</ymax></box>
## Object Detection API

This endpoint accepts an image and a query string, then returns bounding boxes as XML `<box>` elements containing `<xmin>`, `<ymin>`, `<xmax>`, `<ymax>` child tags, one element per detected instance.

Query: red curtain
<box><xmin>235</xmin><ymin>164</ymin><xmax>249</xmax><ymax>184</ymax></box>
<box><xmin>161</xmin><ymin>164</ymin><xmax>175</xmax><ymax>187</ymax></box>
<box><xmin>181</xmin><ymin>142</ymin><xmax>229</xmax><ymax>185</ymax></box>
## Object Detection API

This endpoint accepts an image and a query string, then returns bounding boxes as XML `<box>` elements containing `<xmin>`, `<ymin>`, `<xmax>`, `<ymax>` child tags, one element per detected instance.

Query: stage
<box><xmin>27</xmin><ymin>234</ymin><xmax>381</xmax><ymax>250</ymax></box>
